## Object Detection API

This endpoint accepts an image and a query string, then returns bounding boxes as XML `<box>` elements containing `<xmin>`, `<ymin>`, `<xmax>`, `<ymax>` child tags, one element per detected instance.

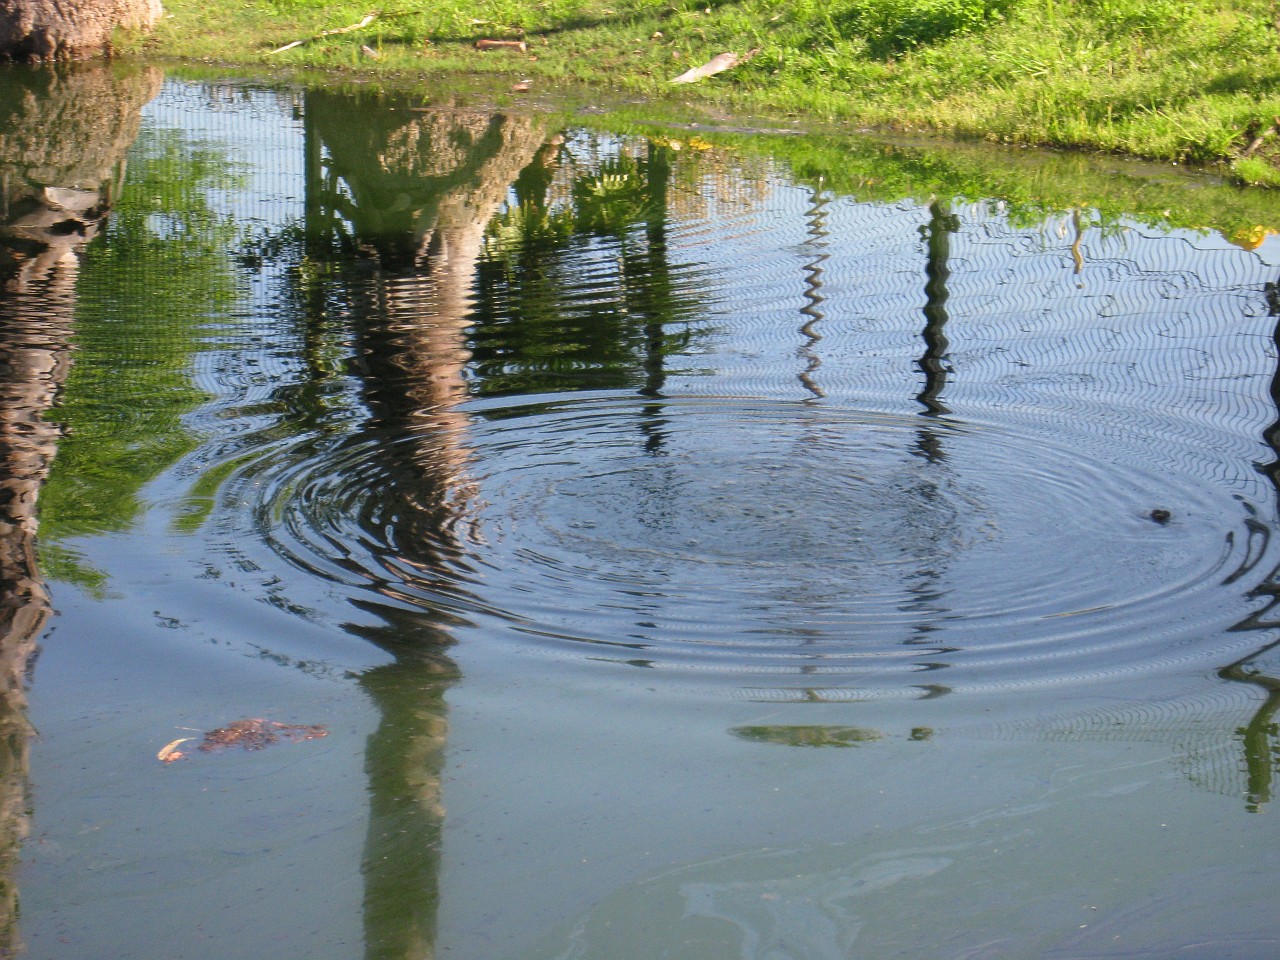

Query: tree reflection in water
<box><xmin>0</xmin><ymin>62</ymin><xmax>160</xmax><ymax>955</ymax></box>
<box><xmin>746</xmin><ymin>200</ymin><xmax>1280</xmax><ymax>816</ymax></box>
<box><xmin>300</xmin><ymin>90</ymin><xmax>549</xmax><ymax>959</ymax></box>
<box><xmin>1216</xmin><ymin>267</ymin><xmax>1280</xmax><ymax>813</ymax></box>
<box><xmin>5</xmin><ymin>74</ymin><xmax>1280</xmax><ymax>960</ymax></box>
<box><xmin>199</xmin><ymin>88</ymin><xmax>1280</xmax><ymax>841</ymax></box>
<box><xmin>296</xmin><ymin>90</ymin><xmax>705</xmax><ymax>957</ymax></box>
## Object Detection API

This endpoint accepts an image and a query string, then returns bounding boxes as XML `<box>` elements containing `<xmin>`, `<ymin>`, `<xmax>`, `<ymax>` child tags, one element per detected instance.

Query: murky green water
<box><xmin>4</xmin><ymin>63</ymin><xmax>1280</xmax><ymax>959</ymax></box>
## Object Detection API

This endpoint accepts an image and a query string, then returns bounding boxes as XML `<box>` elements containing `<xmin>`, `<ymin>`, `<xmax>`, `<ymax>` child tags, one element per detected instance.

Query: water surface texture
<box><xmin>5</xmin><ymin>68</ymin><xmax>1280</xmax><ymax>959</ymax></box>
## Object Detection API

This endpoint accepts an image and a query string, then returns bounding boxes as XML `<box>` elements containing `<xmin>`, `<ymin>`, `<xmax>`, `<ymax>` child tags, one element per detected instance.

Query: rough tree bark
<box><xmin>0</xmin><ymin>0</ymin><xmax>160</xmax><ymax>61</ymax></box>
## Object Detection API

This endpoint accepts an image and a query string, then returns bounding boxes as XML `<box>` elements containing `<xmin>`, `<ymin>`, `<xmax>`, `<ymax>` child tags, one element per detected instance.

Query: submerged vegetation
<box><xmin>139</xmin><ymin>0</ymin><xmax>1280</xmax><ymax>181</ymax></box>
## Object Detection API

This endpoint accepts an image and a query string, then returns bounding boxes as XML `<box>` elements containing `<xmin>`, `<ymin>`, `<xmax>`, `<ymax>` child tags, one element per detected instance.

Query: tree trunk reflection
<box><xmin>303</xmin><ymin>91</ymin><xmax>549</xmax><ymax>959</ymax></box>
<box><xmin>1214</xmin><ymin>269</ymin><xmax>1280</xmax><ymax>812</ymax></box>
<box><xmin>0</xmin><ymin>61</ymin><xmax>159</xmax><ymax>955</ymax></box>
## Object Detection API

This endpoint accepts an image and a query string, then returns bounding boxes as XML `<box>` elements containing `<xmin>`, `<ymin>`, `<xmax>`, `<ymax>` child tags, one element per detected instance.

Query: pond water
<box><xmin>4</xmin><ymin>64</ymin><xmax>1280</xmax><ymax>959</ymax></box>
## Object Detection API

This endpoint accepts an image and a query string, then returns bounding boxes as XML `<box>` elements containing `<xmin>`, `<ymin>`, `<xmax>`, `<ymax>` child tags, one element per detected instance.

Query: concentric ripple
<box><xmin>242</xmin><ymin>395</ymin><xmax>1277</xmax><ymax>697</ymax></box>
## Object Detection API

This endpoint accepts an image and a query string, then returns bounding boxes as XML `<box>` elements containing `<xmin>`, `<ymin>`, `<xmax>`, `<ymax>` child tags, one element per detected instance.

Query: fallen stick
<box><xmin>269</xmin><ymin>12</ymin><xmax>381</xmax><ymax>55</ymax></box>
<box><xmin>474</xmin><ymin>38</ymin><xmax>528</xmax><ymax>52</ymax></box>
<box><xmin>1242</xmin><ymin>119</ymin><xmax>1280</xmax><ymax>158</ymax></box>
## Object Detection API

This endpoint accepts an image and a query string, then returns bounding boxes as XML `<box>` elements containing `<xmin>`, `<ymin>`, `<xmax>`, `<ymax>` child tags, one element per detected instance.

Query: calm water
<box><xmin>4</xmin><ymin>64</ymin><xmax>1280</xmax><ymax>959</ymax></box>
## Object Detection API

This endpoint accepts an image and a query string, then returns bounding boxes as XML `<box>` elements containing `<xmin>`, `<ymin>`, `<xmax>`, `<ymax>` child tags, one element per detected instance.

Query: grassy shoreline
<box><xmin>125</xmin><ymin>0</ymin><xmax>1280</xmax><ymax>185</ymax></box>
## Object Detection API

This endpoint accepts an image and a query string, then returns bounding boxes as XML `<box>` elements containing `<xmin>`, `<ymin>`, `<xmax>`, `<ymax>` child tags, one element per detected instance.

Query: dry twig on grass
<box><xmin>474</xmin><ymin>38</ymin><xmax>528</xmax><ymax>52</ymax></box>
<box><xmin>268</xmin><ymin>13</ymin><xmax>381</xmax><ymax>55</ymax></box>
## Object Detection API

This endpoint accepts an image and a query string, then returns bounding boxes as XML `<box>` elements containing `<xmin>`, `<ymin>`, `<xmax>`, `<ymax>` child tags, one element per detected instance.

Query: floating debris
<box><xmin>157</xmin><ymin>738</ymin><xmax>194</xmax><ymax>763</ymax></box>
<box><xmin>200</xmin><ymin>718</ymin><xmax>328</xmax><ymax>752</ymax></box>
<box><xmin>729</xmin><ymin>724</ymin><xmax>884</xmax><ymax>747</ymax></box>
<box><xmin>158</xmin><ymin>719</ymin><xmax>328</xmax><ymax>762</ymax></box>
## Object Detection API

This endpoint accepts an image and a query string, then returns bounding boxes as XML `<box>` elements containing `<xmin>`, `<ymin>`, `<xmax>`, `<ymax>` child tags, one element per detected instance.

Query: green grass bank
<box><xmin>133</xmin><ymin>0</ymin><xmax>1280</xmax><ymax>184</ymax></box>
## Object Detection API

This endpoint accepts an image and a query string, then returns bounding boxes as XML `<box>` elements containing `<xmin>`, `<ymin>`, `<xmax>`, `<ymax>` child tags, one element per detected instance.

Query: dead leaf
<box><xmin>512</xmin><ymin>80</ymin><xmax>532</xmax><ymax>92</ymax></box>
<box><xmin>669</xmin><ymin>47</ymin><xmax>760</xmax><ymax>84</ymax></box>
<box><xmin>199</xmin><ymin>718</ymin><xmax>328</xmax><ymax>753</ymax></box>
<box><xmin>360</xmin><ymin>44</ymin><xmax>380</xmax><ymax>59</ymax></box>
<box><xmin>157</xmin><ymin>738</ymin><xmax>193</xmax><ymax>763</ymax></box>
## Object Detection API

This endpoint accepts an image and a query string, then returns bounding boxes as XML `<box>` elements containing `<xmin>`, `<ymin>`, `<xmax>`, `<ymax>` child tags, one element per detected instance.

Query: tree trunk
<box><xmin>0</xmin><ymin>0</ymin><xmax>159</xmax><ymax>61</ymax></box>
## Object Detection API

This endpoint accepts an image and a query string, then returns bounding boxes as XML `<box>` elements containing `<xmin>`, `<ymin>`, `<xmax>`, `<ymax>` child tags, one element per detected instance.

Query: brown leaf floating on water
<box><xmin>158</xmin><ymin>720</ymin><xmax>328</xmax><ymax>762</ymax></box>
<box><xmin>157</xmin><ymin>738</ymin><xmax>194</xmax><ymax>763</ymax></box>
<box><xmin>199</xmin><ymin>718</ymin><xmax>329</xmax><ymax>752</ymax></box>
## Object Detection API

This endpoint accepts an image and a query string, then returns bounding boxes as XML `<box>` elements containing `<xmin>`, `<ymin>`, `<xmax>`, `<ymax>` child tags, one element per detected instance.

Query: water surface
<box><xmin>4</xmin><ymin>66</ymin><xmax>1280</xmax><ymax>959</ymax></box>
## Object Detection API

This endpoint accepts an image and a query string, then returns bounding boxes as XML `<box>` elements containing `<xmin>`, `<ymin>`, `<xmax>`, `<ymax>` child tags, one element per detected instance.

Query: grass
<box><xmin>124</xmin><ymin>0</ymin><xmax>1280</xmax><ymax>182</ymax></box>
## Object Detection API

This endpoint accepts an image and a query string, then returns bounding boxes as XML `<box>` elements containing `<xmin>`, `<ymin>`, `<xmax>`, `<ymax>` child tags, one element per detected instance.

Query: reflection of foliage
<box><xmin>1219</xmin><ymin>649</ymin><xmax>1280</xmax><ymax>814</ymax></box>
<box><xmin>731</xmin><ymin>725</ymin><xmax>885</xmax><ymax>747</ymax></box>
<box><xmin>1235</xmin><ymin>706</ymin><xmax>1280</xmax><ymax>814</ymax></box>
<box><xmin>40</xmin><ymin>129</ymin><xmax>245</xmax><ymax>589</ymax></box>
<box><xmin>572</xmin><ymin>156</ymin><xmax>659</xmax><ymax>236</ymax></box>
<box><xmin>482</xmin><ymin>152</ymin><xmax>658</xmax><ymax>259</ymax></box>
<box><xmin>472</xmin><ymin>138</ymin><xmax>704</xmax><ymax>396</ymax></box>
<box><xmin>612</xmin><ymin>122</ymin><xmax>1280</xmax><ymax>244</ymax></box>
<box><xmin>482</xmin><ymin>202</ymin><xmax>576</xmax><ymax>270</ymax></box>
